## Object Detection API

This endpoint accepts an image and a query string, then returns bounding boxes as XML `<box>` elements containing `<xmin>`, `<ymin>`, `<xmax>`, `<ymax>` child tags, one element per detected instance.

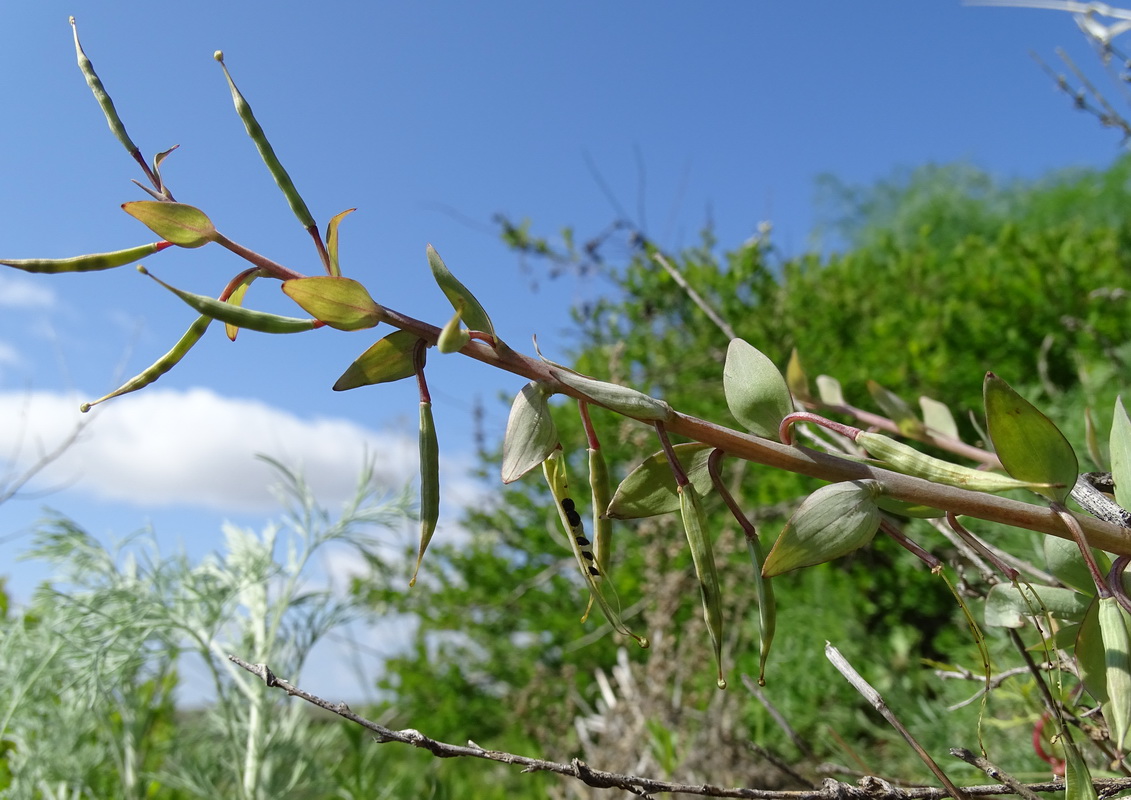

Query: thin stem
<box><xmin>306</xmin><ymin>225</ymin><xmax>331</xmax><ymax>275</ymax></box>
<box><xmin>1052</xmin><ymin>502</ymin><xmax>1111</xmax><ymax>598</ymax></box>
<box><xmin>212</xmin><ymin>232</ymin><xmax>306</xmax><ymax>281</ymax></box>
<box><xmin>824</xmin><ymin>643</ymin><xmax>970</xmax><ymax>800</ymax></box>
<box><xmin>413</xmin><ymin>338</ymin><xmax>430</xmax><ymax>404</ymax></box>
<box><xmin>579</xmin><ymin>400</ymin><xmax>599</xmax><ymax>450</ymax></box>
<box><xmin>944</xmin><ymin>513</ymin><xmax>1019</xmax><ymax>581</ymax></box>
<box><xmin>655</xmin><ymin>421</ymin><xmax>688</xmax><ymax>487</ymax></box>
<box><xmin>651</xmin><ymin>251</ymin><xmax>737</xmax><ymax>340</ymax></box>
<box><xmin>879</xmin><ymin>518</ymin><xmax>941</xmax><ymax>571</ymax></box>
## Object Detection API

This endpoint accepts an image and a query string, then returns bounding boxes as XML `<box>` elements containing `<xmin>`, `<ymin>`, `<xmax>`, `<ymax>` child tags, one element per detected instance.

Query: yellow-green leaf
<box><xmin>606</xmin><ymin>443</ymin><xmax>715</xmax><ymax>519</ymax></box>
<box><xmin>762</xmin><ymin>481</ymin><xmax>881</xmax><ymax>577</ymax></box>
<box><xmin>122</xmin><ymin>202</ymin><xmax>216</xmax><ymax>248</ymax></box>
<box><xmin>983</xmin><ymin>372</ymin><xmax>1077</xmax><ymax>503</ymax></box>
<box><xmin>868</xmin><ymin>380</ymin><xmax>924</xmax><ymax>437</ymax></box>
<box><xmin>333</xmin><ymin>330</ymin><xmax>421</xmax><ymax>391</ymax></box>
<box><xmin>325</xmin><ymin>208</ymin><xmax>355</xmax><ymax>278</ymax></box>
<box><xmin>282</xmin><ymin>276</ymin><xmax>383</xmax><ymax>331</ymax></box>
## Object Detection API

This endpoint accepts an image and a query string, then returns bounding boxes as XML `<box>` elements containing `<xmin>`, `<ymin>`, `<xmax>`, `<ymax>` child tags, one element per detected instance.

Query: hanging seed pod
<box><xmin>1098</xmin><ymin>597</ymin><xmax>1131</xmax><ymax>751</ymax></box>
<box><xmin>542</xmin><ymin>450</ymin><xmax>647</xmax><ymax>648</ymax></box>
<box><xmin>588</xmin><ymin>445</ymin><xmax>614</xmax><ymax>574</ymax></box>
<box><xmin>1</xmin><ymin>241</ymin><xmax>172</xmax><ymax>273</ymax></box>
<box><xmin>679</xmin><ymin>483</ymin><xmax>727</xmax><ymax>689</ymax></box>
<box><xmin>81</xmin><ymin>315</ymin><xmax>212</xmax><ymax>411</ymax></box>
<box><xmin>411</xmin><ymin>400</ymin><xmax>441</xmax><ymax>587</ymax></box>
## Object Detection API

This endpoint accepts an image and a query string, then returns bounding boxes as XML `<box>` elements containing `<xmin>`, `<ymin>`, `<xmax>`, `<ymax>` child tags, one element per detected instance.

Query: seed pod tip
<box><xmin>214</xmin><ymin>50</ymin><xmax>224</xmax><ymax>62</ymax></box>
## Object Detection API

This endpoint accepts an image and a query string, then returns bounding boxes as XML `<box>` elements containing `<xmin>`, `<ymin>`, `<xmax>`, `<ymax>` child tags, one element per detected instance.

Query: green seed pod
<box><xmin>81</xmin><ymin>314</ymin><xmax>212</xmax><ymax>411</ymax></box>
<box><xmin>500</xmin><ymin>381</ymin><xmax>559</xmax><ymax>484</ymax></box>
<box><xmin>215</xmin><ymin>53</ymin><xmax>316</xmax><ymax>230</ymax></box>
<box><xmin>679</xmin><ymin>483</ymin><xmax>726</xmax><ymax>689</ymax></box>
<box><xmin>1099</xmin><ymin>597</ymin><xmax>1131</xmax><ymax>751</ymax></box>
<box><xmin>122</xmin><ymin>202</ymin><xmax>217</xmax><ymax>249</ymax></box>
<box><xmin>1</xmin><ymin>241</ymin><xmax>172</xmax><ymax>274</ymax></box>
<box><xmin>588</xmin><ymin>446</ymin><xmax>613</xmax><ymax>574</ymax></box>
<box><xmin>744</xmin><ymin>534</ymin><xmax>776</xmax><ymax>686</ymax></box>
<box><xmin>436</xmin><ymin>306</ymin><xmax>471</xmax><ymax>354</ymax></box>
<box><xmin>139</xmin><ymin>267</ymin><xmax>319</xmax><ymax>334</ymax></box>
<box><xmin>543</xmin><ymin>450</ymin><xmax>648</xmax><ymax>648</ymax></box>
<box><xmin>411</xmin><ymin>400</ymin><xmax>441</xmax><ymax>587</ymax></box>
<box><xmin>70</xmin><ymin>17</ymin><xmax>138</xmax><ymax>154</ymax></box>
<box><xmin>856</xmin><ymin>431</ymin><xmax>1058</xmax><ymax>494</ymax></box>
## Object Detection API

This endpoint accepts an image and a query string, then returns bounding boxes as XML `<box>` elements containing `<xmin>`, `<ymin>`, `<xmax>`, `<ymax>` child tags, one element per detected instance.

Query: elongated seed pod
<box><xmin>71</xmin><ymin>17</ymin><xmax>138</xmax><ymax>154</ymax></box>
<box><xmin>411</xmin><ymin>400</ymin><xmax>441</xmax><ymax>587</ymax></box>
<box><xmin>81</xmin><ymin>314</ymin><xmax>212</xmax><ymax>412</ymax></box>
<box><xmin>1099</xmin><ymin>597</ymin><xmax>1131</xmax><ymax>750</ymax></box>
<box><xmin>747</xmin><ymin>534</ymin><xmax>776</xmax><ymax>686</ymax></box>
<box><xmin>856</xmin><ymin>431</ymin><xmax>1057</xmax><ymax>493</ymax></box>
<box><xmin>588</xmin><ymin>446</ymin><xmax>613</xmax><ymax>574</ymax></box>
<box><xmin>139</xmin><ymin>267</ymin><xmax>319</xmax><ymax>334</ymax></box>
<box><xmin>214</xmin><ymin>52</ymin><xmax>316</xmax><ymax>230</ymax></box>
<box><xmin>543</xmin><ymin>450</ymin><xmax>647</xmax><ymax>648</ymax></box>
<box><xmin>679</xmin><ymin>483</ymin><xmax>727</xmax><ymax>689</ymax></box>
<box><xmin>1</xmin><ymin>242</ymin><xmax>171</xmax><ymax>274</ymax></box>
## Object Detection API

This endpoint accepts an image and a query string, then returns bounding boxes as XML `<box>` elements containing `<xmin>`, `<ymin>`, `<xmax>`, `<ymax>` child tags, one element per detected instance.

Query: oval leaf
<box><xmin>501</xmin><ymin>381</ymin><xmax>559</xmax><ymax>484</ymax></box>
<box><xmin>761</xmin><ymin>480</ymin><xmax>881</xmax><ymax>577</ymax></box>
<box><xmin>816</xmin><ymin>375</ymin><xmax>845</xmax><ymax>407</ymax></box>
<box><xmin>282</xmin><ymin>276</ymin><xmax>383</xmax><ymax>331</ymax></box>
<box><xmin>920</xmin><ymin>395</ymin><xmax>959</xmax><ymax>440</ymax></box>
<box><xmin>606</xmin><ymin>443</ymin><xmax>715</xmax><ymax>519</ymax></box>
<box><xmin>867</xmin><ymin>380</ymin><xmax>924</xmax><ymax>437</ymax></box>
<box><xmin>122</xmin><ymin>202</ymin><xmax>216</xmax><ymax>248</ymax></box>
<box><xmin>723</xmin><ymin>338</ymin><xmax>793</xmax><ymax>438</ymax></box>
<box><xmin>983</xmin><ymin>372</ymin><xmax>1077</xmax><ymax>503</ymax></box>
<box><xmin>983</xmin><ymin>582</ymin><xmax>1091</xmax><ymax>628</ymax></box>
<box><xmin>786</xmin><ymin>348</ymin><xmax>811</xmax><ymax>403</ymax></box>
<box><xmin>333</xmin><ymin>330</ymin><xmax>421</xmax><ymax>391</ymax></box>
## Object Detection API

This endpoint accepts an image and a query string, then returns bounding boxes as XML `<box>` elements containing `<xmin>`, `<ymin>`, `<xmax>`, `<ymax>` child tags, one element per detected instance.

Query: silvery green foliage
<box><xmin>0</xmin><ymin>459</ymin><xmax>411</xmax><ymax>800</ymax></box>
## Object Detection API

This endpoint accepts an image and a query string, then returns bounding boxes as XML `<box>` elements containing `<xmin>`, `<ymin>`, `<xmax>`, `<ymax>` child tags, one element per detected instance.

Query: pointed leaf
<box><xmin>983</xmin><ymin>582</ymin><xmax>1090</xmax><ymax>628</ymax></box>
<box><xmin>122</xmin><ymin>202</ymin><xmax>216</xmax><ymax>248</ymax></box>
<box><xmin>816</xmin><ymin>375</ymin><xmax>845</xmax><ymax>407</ymax></box>
<box><xmin>333</xmin><ymin>330</ymin><xmax>421</xmax><ymax>391</ymax></box>
<box><xmin>606</xmin><ymin>443</ymin><xmax>715</xmax><ymax>519</ymax></box>
<box><xmin>723</xmin><ymin>338</ymin><xmax>793</xmax><ymax>438</ymax></box>
<box><xmin>411</xmin><ymin>400</ymin><xmax>440</xmax><ymax>587</ymax></box>
<box><xmin>786</xmin><ymin>348</ymin><xmax>811</xmax><ymax>403</ymax></box>
<box><xmin>919</xmin><ymin>395</ymin><xmax>959</xmax><ymax>440</ymax></box>
<box><xmin>868</xmin><ymin>380</ymin><xmax>924</xmax><ymax>437</ymax></box>
<box><xmin>427</xmin><ymin>244</ymin><xmax>496</xmax><ymax>339</ymax></box>
<box><xmin>1110</xmin><ymin>396</ymin><xmax>1131</xmax><ymax>510</ymax></box>
<box><xmin>983</xmin><ymin>372</ymin><xmax>1077</xmax><ymax>503</ymax></box>
<box><xmin>501</xmin><ymin>381</ymin><xmax>559</xmax><ymax>484</ymax></box>
<box><xmin>282</xmin><ymin>276</ymin><xmax>382</xmax><ymax>331</ymax></box>
<box><xmin>762</xmin><ymin>480</ymin><xmax>882</xmax><ymax>577</ymax></box>
<box><xmin>550</xmin><ymin>367</ymin><xmax>673</xmax><ymax>421</ymax></box>
<box><xmin>219</xmin><ymin>268</ymin><xmax>260</xmax><ymax>341</ymax></box>
<box><xmin>325</xmin><ymin>208</ymin><xmax>356</xmax><ymax>278</ymax></box>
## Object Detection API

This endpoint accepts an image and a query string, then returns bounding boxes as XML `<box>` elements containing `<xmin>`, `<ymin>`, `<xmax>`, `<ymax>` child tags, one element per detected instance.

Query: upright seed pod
<box><xmin>679</xmin><ymin>482</ymin><xmax>726</xmax><ymax>689</ymax></box>
<box><xmin>543</xmin><ymin>450</ymin><xmax>647</xmax><ymax>648</ymax></box>
<box><xmin>70</xmin><ymin>17</ymin><xmax>138</xmax><ymax>155</ymax></box>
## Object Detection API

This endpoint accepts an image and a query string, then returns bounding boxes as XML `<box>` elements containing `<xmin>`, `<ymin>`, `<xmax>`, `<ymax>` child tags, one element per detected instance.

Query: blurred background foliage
<box><xmin>7</xmin><ymin>156</ymin><xmax>1131</xmax><ymax>796</ymax></box>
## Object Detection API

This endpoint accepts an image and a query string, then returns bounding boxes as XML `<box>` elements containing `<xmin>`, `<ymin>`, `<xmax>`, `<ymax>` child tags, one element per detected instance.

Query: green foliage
<box><xmin>0</xmin><ymin>462</ymin><xmax>413</xmax><ymax>799</ymax></box>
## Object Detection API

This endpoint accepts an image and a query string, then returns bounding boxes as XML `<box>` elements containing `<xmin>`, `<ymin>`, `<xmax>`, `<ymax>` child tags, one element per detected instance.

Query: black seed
<box><xmin>560</xmin><ymin>498</ymin><xmax>575</xmax><ymax>513</ymax></box>
<box><xmin>581</xmin><ymin>551</ymin><xmax>595</xmax><ymax>561</ymax></box>
<box><xmin>566</xmin><ymin>510</ymin><xmax>582</xmax><ymax>527</ymax></box>
<box><xmin>575</xmin><ymin>536</ymin><xmax>591</xmax><ymax>547</ymax></box>
<box><xmin>588</xmin><ymin>566</ymin><xmax>600</xmax><ymax>576</ymax></box>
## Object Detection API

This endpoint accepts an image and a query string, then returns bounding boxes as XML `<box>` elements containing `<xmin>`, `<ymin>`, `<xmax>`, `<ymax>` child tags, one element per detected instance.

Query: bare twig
<box><xmin>949</xmin><ymin>749</ymin><xmax>1042</xmax><ymax>800</ymax></box>
<box><xmin>229</xmin><ymin>654</ymin><xmax>1131</xmax><ymax>799</ymax></box>
<box><xmin>651</xmin><ymin>251</ymin><xmax>737</xmax><ymax>340</ymax></box>
<box><xmin>824</xmin><ymin>643</ymin><xmax>970</xmax><ymax>800</ymax></box>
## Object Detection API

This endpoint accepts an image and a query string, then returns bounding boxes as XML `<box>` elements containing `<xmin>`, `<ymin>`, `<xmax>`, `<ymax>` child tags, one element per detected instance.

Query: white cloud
<box><xmin>0</xmin><ymin>341</ymin><xmax>21</xmax><ymax>366</ymax></box>
<box><xmin>0</xmin><ymin>387</ymin><xmax>479</xmax><ymax>514</ymax></box>
<box><xmin>0</xmin><ymin>275</ymin><xmax>56</xmax><ymax>309</ymax></box>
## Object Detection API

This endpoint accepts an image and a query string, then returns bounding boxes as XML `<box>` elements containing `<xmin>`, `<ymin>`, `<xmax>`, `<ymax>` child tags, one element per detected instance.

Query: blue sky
<box><xmin>0</xmin><ymin>2</ymin><xmax>1125</xmax><ymax>694</ymax></box>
